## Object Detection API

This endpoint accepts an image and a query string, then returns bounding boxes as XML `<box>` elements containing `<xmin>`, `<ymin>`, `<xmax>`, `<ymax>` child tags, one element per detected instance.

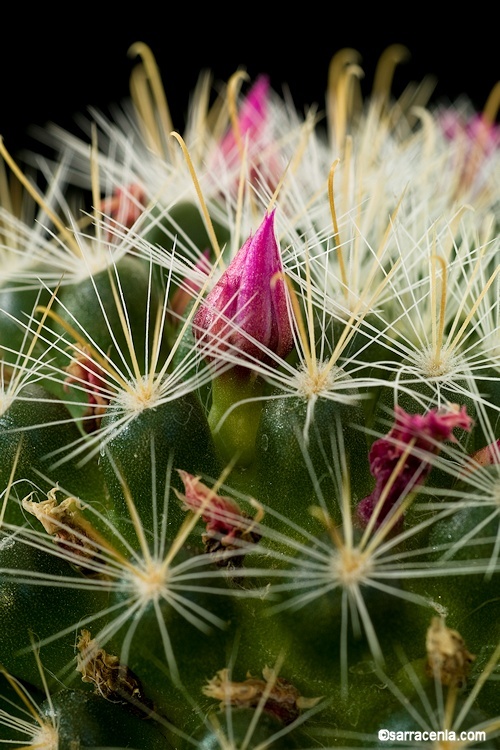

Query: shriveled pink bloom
<box><xmin>357</xmin><ymin>405</ymin><xmax>473</xmax><ymax>529</ymax></box>
<box><xmin>176</xmin><ymin>470</ymin><xmax>245</xmax><ymax>537</ymax></box>
<box><xmin>175</xmin><ymin>470</ymin><xmax>261</xmax><ymax>562</ymax></box>
<box><xmin>192</xmin><ymin>209</ymin><xmax>293</xmax><ymax>366</ymax></box>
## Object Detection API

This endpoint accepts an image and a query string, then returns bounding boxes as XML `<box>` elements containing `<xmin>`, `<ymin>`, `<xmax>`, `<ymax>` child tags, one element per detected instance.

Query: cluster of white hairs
<box><xmin>0</xmin><ymin>42</ymin><xmax>499</xmax><ymax>749</ymax></box>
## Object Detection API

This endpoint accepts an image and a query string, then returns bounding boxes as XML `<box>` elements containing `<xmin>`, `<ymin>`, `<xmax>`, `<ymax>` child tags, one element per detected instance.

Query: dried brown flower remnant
<box><xmin>22</xmin><ymin>488</ymin><xmax>105</xmax><ymax>577</ymax></box>
<box><xmin>425</xmin><ymin>616</ymin><xmax>475</xmax><ymax>689</ymax></box>
<box><xmin>203</xmin><ymin>666</ymin><xmax>321</xmax><ymax>725</ymax></box>
<box><xmin>23</xmin><ymin>490</ymin><xmax>81</xmax><ymax>536</ymax></box>
<box><xmin>76</xmin><ymin>629</ymin><xmax>151</xmax><ymax>711</ymax></box>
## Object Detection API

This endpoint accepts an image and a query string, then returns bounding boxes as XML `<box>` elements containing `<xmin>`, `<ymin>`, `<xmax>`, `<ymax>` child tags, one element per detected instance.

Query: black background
<box><xmin>1</xmin><ymin>12</ymin><xmax>498</xmax><ymax>161</ymax></box>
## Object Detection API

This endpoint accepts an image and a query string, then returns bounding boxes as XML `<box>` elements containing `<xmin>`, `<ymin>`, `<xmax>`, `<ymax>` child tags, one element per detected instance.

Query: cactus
<box><xmin>0</xmin><ymin>42</ymin><xmax>499</xmax><ymax>749</ymax></box>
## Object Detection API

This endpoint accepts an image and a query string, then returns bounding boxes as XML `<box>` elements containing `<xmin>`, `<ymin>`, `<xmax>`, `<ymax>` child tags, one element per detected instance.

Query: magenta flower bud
<box><xmin>192</xmin><ymin>209</ymin><xmax>293</xmax><ymax>367</ymax></box>
<box><xmin>211</xmin><ymin>75</ymin><xmax>282</xmax><ymax>195</ymax></box>
<box><xmin>218</xmin><ymin>75</ymin><xmax>270</xmax><ymax>166</ymax></box>
<box><xmin>357</xmin><ymin>404</ymin><xmax>473</xmax><ymax>529</ymax></box>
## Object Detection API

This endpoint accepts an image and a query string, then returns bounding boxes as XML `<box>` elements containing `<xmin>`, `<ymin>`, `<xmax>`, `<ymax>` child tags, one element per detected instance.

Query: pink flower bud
<box><xmin>357</xmin><ymin>404</ymin><xmax>473</xmax><ymax>529</ymax></box>
<box><xmin>192</xmin><ymin>209</ymin><xmax>293</xmax><ymax>366</ymax></box>
<box><xmin>212</xmin><ymin>75</ymin><xmax>282</xmax><ymax>195</ymax></box>
<box><xmin>219</xmin><ymin>75</ymin><xmax>270</xmax><ymax>165</ymax></box>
